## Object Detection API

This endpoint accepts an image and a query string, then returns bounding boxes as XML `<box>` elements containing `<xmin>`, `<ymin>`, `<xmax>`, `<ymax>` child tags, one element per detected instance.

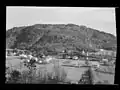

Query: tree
<box><xmin>17</xmin><ymin>43</ymin><xmax>28</xmax><ymax>50</ymax></box>
<box><xmin>6</xmin><ymin>35</ymin><xmax>16</xmax><ymax>49</ymax></box>
<box><xmin>78</xmin><ymin>68</ymin><xmax>93</xmax><ymax>84</ymax></box>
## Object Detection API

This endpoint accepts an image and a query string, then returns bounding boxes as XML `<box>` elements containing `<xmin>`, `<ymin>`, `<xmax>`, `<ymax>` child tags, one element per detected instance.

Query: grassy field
<box><xmin>6</xmin><ymin>56</ymin><xmax>115</xmax><ymax>84</ymax></box>
<box><xmin>52</xmin><ymin>59</ymin><xmax>89</xmax><ymax>82</ymax></box>
<box><xmin>6</xmin><ymin>56</ymin><xmax>88</xmax><ymax>83</ymax></box>
<box><xmin>6</xmin><ymin>56</ymin><xmax>29</xmax><ymax>72</ymax></box>
<box><xmin>91</xmin><ymin>67</ymin><xmax>114</xmax><ymax>84</ymax></box>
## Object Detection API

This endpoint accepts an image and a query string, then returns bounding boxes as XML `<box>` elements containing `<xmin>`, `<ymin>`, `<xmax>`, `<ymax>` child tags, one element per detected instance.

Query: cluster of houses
<box><xmin>6</xmin><ymin>48</ymin><xmax>116</xmax><ymax>69</ymax></box>
<box><xmin>94</xmin><ymin>49</ymin><xmax>116</xmax><ymax>57</ymax></box>
<box><xmin>61</xmin><ymin>48</ymin><xmax>116</xmax><ymax>68</ymax></box>
<box><xmin>6</xmin><ymin>48</ymin><xmax>31</xmax><ymax>57</ymax></box>
<box><xmin>6</xmin><ymin>48</ymin><xmax>54</xmax><ymax>64</ymax></box>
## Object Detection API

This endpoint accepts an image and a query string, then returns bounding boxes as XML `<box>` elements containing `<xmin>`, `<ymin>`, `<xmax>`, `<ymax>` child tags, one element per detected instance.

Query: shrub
<box><xmin>6</xmin><ymin>69</ymin><xmax>21</xmax><ymax>83</ymax></box>
<box><xmin>78</xmin><ymin>68</ymin><xmax>93</xmax><ymax>84</ymax></box>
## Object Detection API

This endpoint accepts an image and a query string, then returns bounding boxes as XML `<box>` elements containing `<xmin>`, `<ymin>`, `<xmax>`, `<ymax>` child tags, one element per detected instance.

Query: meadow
<box><xmin>6</xmin><ymin>56</ymin><xmax>115</xmax><ymax>84</ymax></box>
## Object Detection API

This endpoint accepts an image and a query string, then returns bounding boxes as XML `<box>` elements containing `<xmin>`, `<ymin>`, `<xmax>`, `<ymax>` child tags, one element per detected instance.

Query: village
<box><xmin>5</xmin><ymin>47</ymin><xmax>116</xmax><ymax>84</ymax></box>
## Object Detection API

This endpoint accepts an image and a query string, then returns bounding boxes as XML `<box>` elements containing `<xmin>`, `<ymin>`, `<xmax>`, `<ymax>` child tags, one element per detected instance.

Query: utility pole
<box><xmin>58</xmin><ymin>56</ymin><xmax>59</xmax><ymax>68</ymax></box>
<box><xmin>86</xmin><ymin>52</ymin><xmax>88</xmax><ymax>60</ymax></box>
<box><xmin>78</xmin><ymin>58</ymin><xmax>80</xmax><ymax>68</ymax></box>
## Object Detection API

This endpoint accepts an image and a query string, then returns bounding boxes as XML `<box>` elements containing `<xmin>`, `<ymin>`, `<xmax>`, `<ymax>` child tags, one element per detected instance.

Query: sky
<box><xmin>6</xmin><ymin>6</ymin><xmax>116</xmax><ymax>36</ymax></box>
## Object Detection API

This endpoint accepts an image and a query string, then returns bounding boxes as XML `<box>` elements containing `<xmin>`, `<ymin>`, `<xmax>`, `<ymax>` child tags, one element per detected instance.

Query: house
<box><xmin>29</xmin><ymin>54</ymin><xmax>33</xmax><ymax>58</ymax></box>
<box><xmin>82</xmin><ymin>50</ymin><xmax>85</xmax><ymax>55</ymax></box>
<box><xmin>89</xmin><ymin>61</ymin><xmax>100</xmax><ymax>68</ymax></box>
<box><xmin>6</xmin><ymin>49</ymin><xmax>14</xmax><ymax>56</ymax></box>
<box><xmin>66</xmin><ymin>55</ymin><xmax>71</xmax><ymax>59</ymax></box>
<box><xmin>19</xmin><ymin>54</ymin><xmax>28</xmax><ymax>59</ymax></box>
<box><xmin>102</xmin><ymin>59</ymin><xmax>108</xmax><ymax>62</ymax></box>
<box><xmin>72</xmin><ymin>56</ymin><xmax>78</xmax><ymax>60</ymax></box>
<box><xmin>100</xmin><ymin>49</ymin><xmax>104</xmax><ymax>51</ymax></box>
<box><xmin>95</xmin><ymin>49</ymin><xmax>116</xmax><ymax>56</ymax></box>
<box><xmin>38</xmin><ymin>60</ymin><xmax>42</xmax><ymax>63</ymax></box>
<box><xmin>45</xmin><ymin>56</ymin><xmax>53</xmax><ymax>63</ymax></box>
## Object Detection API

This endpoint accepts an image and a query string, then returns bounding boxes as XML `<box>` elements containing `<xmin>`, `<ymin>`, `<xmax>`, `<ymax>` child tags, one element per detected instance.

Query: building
<box><xmin>95</xmin><ymin>49</ymin><xmax>115</xmax><ymax>56</ymax></box>
<box><xmin>66</xmin><ymin>55</ymin><xmax>71</xmax><ymax>59</ymax></box>
<box><xmin>45</xmin><ymin>56</ymin><xmax>53</xmax><ymax>63</ymax></box>
<box><xmin>89</xmin><ymin>61</ymin><xmax>100</xmax><ymax>68</ymax></box>
<box><xmin>6</xmin><ymin>49</ymin><xmax>14</xmax><ymax>56</ymax></box>
<box><xmin>102</xmin><ymin>59</ymin><xmax>108</xmax><ymax>62</ymax></box>
<box><xmin>82</xmin><ymin>50</ymin><xmax>85</xmax><ymax>55</ymax></box>
<box><xmin>6</xmin><ymin>48</ymin><xmax>30</xmax><ymax>56</ymax></box>
<box><xmin>72</xmin><ymin>56</ymin><xmax>78</xmax><ymax>60</ymax></box>
<box><xmin>100</xmin><ymin>49</ymin><xmax>104</xmax><ymax>51</ymax></box>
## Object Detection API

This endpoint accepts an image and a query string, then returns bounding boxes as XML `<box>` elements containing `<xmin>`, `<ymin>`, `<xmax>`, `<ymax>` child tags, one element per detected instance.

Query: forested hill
<box><xmin>6</xmin><ymin>23</ymin><xmax>117</xmax><ymax>54</ymax></box>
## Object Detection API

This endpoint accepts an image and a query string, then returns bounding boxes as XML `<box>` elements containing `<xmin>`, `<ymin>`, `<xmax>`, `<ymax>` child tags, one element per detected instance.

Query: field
<box><xmin>6</xmin><ymin>56</ymin><xmax>29</xmax><ymax>72</ymax></box>
<box><xmin>6</xmin><ymin>56</ymin><xmax>89</xmax><ymax>83</ymax></box>
<box><xmin>91</xmin><ymin>68</ymin><xmax>114</xmax><ymax>84</ymax></box>
<box><xmin>53</xmin><ymin>59</ymin><xmax>89</xmax><ymax>82</ymax></box>
<box><xmin>6</xmin><ymin>56</ymin><xmax>115</xmax><ymax>84</ymax></box>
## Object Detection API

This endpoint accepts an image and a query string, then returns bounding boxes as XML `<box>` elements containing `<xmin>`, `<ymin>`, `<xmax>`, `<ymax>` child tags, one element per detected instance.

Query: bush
<box><xmin>6</xmin><ymin>69</ymin><xmax>21</xmax><ymax>83</ymax></box>
<box><xmin>78</xmin><ymin>68</ymin><xmax>93</xmax><ymax>84</ymax></box>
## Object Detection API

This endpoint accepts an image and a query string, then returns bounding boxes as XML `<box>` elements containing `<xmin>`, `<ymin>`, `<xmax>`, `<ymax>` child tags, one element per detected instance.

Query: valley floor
<box><xmin>6</xmin><ymin>56</ymin><xmax>115</xmax><ymax>84</ymax></box>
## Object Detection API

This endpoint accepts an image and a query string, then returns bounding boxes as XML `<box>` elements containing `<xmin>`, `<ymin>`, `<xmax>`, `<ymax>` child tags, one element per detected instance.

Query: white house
<box><xmin>100</xmin><ymin>49</ymin><xmax>104</xmax><ymax>51</ymax></box>
<box><xmin>102</xmin><ymin>58</ymin><xmax>108</xmax><ymax>62</ymax></box>
<box><xmin>27</xmin><ymin>54</ymin><xmax>33</xmax><ymax>60</ymax></box>
<box><xmin>82</xmin><ymin>50</ymin><xmax>85</xmax><ymax>55</ymax></box>
<box><xmin>38</xmin><ymin>60</ymin><xmax>42</xmax><ymax>63</ymax></box>
<box><xmin>19</xmin><ymin>54</ymin><xmax>28</xmax><ymax>59</ymax></box>
<box><xmin>90</xmin><ymin>61</ymin><xmax>100</xmax><ymax>68</ymax></box>
<box><xmin>72</xmin><ymin>56</ymin><xmax>78</xmax><ymax>60</ymax></box>
<box><xmin>45</xmin><ymin>56</ymin><xmax>53</xmax><ymax>63</ymax></box>
<box><xmin>13</xmin><ymin>52</ymin><xmax>16</xmax><ymax>56</ymax></box>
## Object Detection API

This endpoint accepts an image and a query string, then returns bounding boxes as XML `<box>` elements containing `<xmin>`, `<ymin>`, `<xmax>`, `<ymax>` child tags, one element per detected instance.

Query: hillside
<box><xmin>6</xmin><ymin>23</ymin><xmax>117</xmax><ymax>55</ymax></box>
